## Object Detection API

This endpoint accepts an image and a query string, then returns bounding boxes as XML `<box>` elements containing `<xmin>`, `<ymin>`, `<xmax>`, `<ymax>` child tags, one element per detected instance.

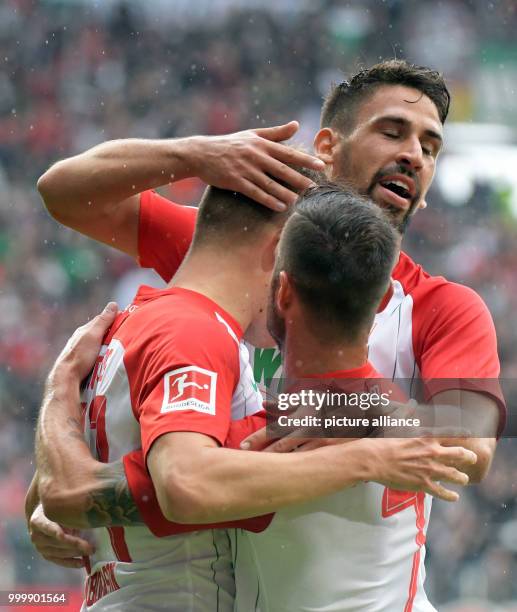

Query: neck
<box><xmin>169</xmin><ymin>246</ymin><xmax>259</xmax><ymax>333</ymax></box>
<box><xmin>281</xmin><ymin>317</ymin><xmax>368</xmax><ymax>378</ymax></box>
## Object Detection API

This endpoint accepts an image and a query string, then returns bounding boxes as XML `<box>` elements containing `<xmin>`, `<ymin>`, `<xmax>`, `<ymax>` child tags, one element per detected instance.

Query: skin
<box><xmin>36</xmin><ymin>121</ymin><xmax>325</xmax><ymax>256</ymax></box>
<box><xmin>311</xmin><ymin>85</ymin><xmax>498</xmax><ymax>479</ymax></box>
<box><xmin>29</xmin><ymin>84</ymin><xmax>498</xmax><ymax>565</ymax></box>
<box><xmin>34</xmin><ymin>301</ymin><xmax>476</xmax><ymax>529</ymax></box>
<box><xmin>245</xmin><ymin>87</ymin><xmax>498</xmax><ymax>472</ymax></box>
<box><xmin>314</xmin><ymin>85</ymin><xmax>442</xmax><ymax>233</ymax></box>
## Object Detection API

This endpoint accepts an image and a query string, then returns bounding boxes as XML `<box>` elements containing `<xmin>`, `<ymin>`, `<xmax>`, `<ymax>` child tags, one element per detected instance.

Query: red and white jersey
<box><xmin>80</xmin><ymin>285</ymin><xmax>263</xmax><ymax>611</ymax></box>
<box><xmin>232</xmin><ymin>362</ymin><xmax>431</xmax><ymax>612</ymax></box>
<box><xmin>137</xmin><ymin>190</ymin><xmax>503</xmax><ymax>399</ymax></box>
<box><xmin>136</xmin><ymin>190</ymin><xmax>505</xmax><ymax>611</ymax></box>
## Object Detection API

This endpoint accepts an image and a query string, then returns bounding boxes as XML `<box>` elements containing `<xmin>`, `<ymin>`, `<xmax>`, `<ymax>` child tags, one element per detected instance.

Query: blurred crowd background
<box><xmin>1</xmin><ymin>0</ymin><xmax>517</xmax><ymax>609</ymax></box>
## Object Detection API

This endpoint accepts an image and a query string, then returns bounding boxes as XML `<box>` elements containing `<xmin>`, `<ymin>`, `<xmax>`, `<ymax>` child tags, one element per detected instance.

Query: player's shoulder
<box><xmin>395</xmin><ymin>251</ymin><xmax>489</xmax><ymax>312</ymax></box>
<box><xmin>117</xmin><ymin>286</ymin><xmax>242</xmax><ymax>355</ymax></box>
<box><xmin>140</xmin><ymin>188</ymin><xmax>198</xmax><ymax>216</ymax></box>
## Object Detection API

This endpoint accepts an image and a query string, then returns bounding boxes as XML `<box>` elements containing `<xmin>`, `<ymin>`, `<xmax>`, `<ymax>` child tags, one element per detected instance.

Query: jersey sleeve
<box><xmin>225</xmin><ymin>411</ymin><xmax>267</xmax><ymax>449</ymax></box>
<box><xmin>138</xmin><ymin>190</ymin><xmax>197</xmax><ymax>282</ymax></box>
<box><xmin>129</xmin><ymin>317</ymin><xmax>240</xmax><ymax>461</ymax></box>
<box><xmin>412</xmin><ymin>281</ymin><xmax>505</xmax><ymax>434</ymax></box>
<box><xmin>123</xmin><ymin>411</ymin><xmax>273</xmax><ymax>537</ymax></box>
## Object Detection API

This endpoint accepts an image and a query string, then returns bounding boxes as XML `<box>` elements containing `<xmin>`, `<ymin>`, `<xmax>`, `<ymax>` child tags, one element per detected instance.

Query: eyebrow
<box><xmin>375</xmin><ymin>115</ymin><xmax>443</xmax><ymax>145</ymax></box>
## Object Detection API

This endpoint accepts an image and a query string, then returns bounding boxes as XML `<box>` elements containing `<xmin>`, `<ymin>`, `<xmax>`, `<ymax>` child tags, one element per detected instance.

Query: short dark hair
<box><xmin>193</xmin><ymin>167</ymin><xmax>326</xmax><ymax>246</ymax></box>
<box><xmin>321</xmin><ymin>59</ymin><xmax>450</xmax><ymax>133</ymax></box>
<box><xmin>277</xmin><ymin>184</ymin><xmax>398</xmax><ymax>341</ymax></box>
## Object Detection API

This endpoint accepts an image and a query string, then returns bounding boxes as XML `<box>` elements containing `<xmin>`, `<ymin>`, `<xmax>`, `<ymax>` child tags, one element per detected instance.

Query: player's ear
<box><xmin>276</xmin><ymin>271</ymin><xmax>293</xmax><ymax>314</ymax></box>
<box><xmin>417</xmin><ymin>200</ymin><xmax>427</xmax><ymax>210</ymax></box>
<box><xmin>262</xmin><ymin>229</ymin><xmax>282</xmax><ymax>272</ymax></box>
<box><xmin>313</xmin><ymin>128</ymin><xmax>339</xmax><ymax>165</ymax></box>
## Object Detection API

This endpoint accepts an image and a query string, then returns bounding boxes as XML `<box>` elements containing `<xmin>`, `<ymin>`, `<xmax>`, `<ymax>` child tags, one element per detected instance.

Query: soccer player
<box><xmin>35</xmin><ymin>60</ymin><xmax>504</xmax><ymax>467</ymax></box>
<box><xmin>31</xmin><ymin>59</ymin><xmax>504</xmax><ymax>605</ymax></box>
<box><xmin>233</xmin><ymin>186</ymin><xmax>447</xmax><ymax>611</ymax></box>
<box><xmin>32</xmin><ymin>184</ymin><xmax>475</xmax><ymax>611</ymax></box>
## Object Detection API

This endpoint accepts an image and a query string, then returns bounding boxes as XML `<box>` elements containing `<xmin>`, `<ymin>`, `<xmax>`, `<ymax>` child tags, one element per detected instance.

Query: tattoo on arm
<box><xmin>66</xmin><ymin>415</ymin><xmax>86</xmax><ymax>441</ymax></box>
<box><xmin>85</xmin><ymin>460</ymin><xmax>143</xmax><ymax>528</ymax></box>
<box><xmin>37</xmin><ymin>387</ymin><xmax>143</xmax><ymax>529</ymax></box>
<box><xmin>65</xmin><ymin>416</ymin><xmax>142</xmax><ymax>528</ymax></box>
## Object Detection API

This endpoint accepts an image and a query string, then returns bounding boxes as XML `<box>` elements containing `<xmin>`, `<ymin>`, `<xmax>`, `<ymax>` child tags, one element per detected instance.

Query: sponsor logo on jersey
<box><xmin>161</xmin><ymin>365</ymin><xmax>217</xmax><ymax>415</ymax></box>
<box><xmin>85</xmin><ymin>562</ymin><xmax>120</xmax><ymax>606</ymax></box>
<box><xmin>252</xmin><ymin>348</ymin><xmax>282</xmax><ymax>385</ymax></box>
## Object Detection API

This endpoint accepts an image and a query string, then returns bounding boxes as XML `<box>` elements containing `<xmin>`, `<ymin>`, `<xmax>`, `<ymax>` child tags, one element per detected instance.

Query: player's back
<box><xmin>234</xmin><ymin>482</ymin><xmax>433</xmax><ymax>612</ymax></box>
<box><xmin>233</xmin><ymin>363</ymin><xmax>435</xmax><ymax>612</ymax></box>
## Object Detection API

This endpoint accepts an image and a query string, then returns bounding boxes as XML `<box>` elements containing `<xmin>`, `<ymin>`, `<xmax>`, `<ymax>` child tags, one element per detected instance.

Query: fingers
<box><xmin>237</xmin><ymin>149</ymin><xmax>319</xmax><ymax>211</ymax></box>
<box><xmin>245</xmin><ymin>169</ymin><xmax>299</xmax><ymax>208</ymax></box>
<box><xmin>292</xmin><ymin>440</ymin><xmax>321</xmax><ymax>452</ymax></box>
<box><xmin>438</xmin><ymin>446</ymin><xmax>477</xmax><ymax>471</ymax></box>
<box><xmin>259</xmin><ymin>155</ymin><xmax>314</xmax><ymax>193</ymax></box>
<box><xmin>99</xmin><ymin>301</ymin><xmax>119</xmax><ymax>321</ymax></box>
<box><xmin>205</xmin><ymin>122</ymin><xmax>327</xmax><ymax>212</ymax></box>
<box><xmin>91</xmin><ymin>302</ymin><xmax>119</xmax><ymax>331</ymax></box>
<box><xmin>30</xmin><ymin>511</ymin><xmax>95</xmax><ymax>558</ymax></box>
<box><xmin>424</xmin><ymin>481</ymin><xmax>460</xmax><ymax>502</ymax></box>
<box><xmin>263</xmin><ymin>435</ymin><xmax>311</xmax><ymax>453</ymax></box>
<box><xmin>43</xmin><ymin>556</ymin><xmax>86</xmax><ymax>569</ymax></box>
<box><xmin>293</xmin><ymin>438</ymin><xmax>355</xmax><ymax>452</ymax></box>
<box><xmin>265</xmin><ymin>141</ymin><xmax>326</xmax><ymax>173</ymax></box>
<box><xmin>35</xmin><ymin>539</ymin><xmax>93</xmax><ymax>559</ymax></box>
<box><xmin>237</xmin><ymin>177</ymin><xmax>288</xmax><ymax>211</ymax></box>
<box><xmin>240</xmin><ymin>426</ymin><xmax>268</xmax><ymax>450</ymax></box>
<box><xmin>59</xmin><ymin>301</ymin><xmax>119</xmax><ymax>371</ymax></box>
<box><xmin>253</xmin><ymin>121</ymin><xmax>300</xmax><ymax>143</ymax></box>
<box><xmin>57</xmin><ymin>532</ymin><xmax>95</xmax><ymax>556</ymax></box>
<box><xmin>436</xmin><ymin>466</ymin><xmax>469</xmax><ymax>487</ymax></box>
<box><xmin>30</xmin><ymin>513</ymin><xmax>67</xmax><ymax>541</ymax></box>
<box><xmin>32</xmin><ymin>530</ymin><xmax>95</xmax><ymax>557</ymax></box>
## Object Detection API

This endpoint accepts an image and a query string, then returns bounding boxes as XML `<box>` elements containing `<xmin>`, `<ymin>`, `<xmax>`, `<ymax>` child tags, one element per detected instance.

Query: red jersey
<box><xmin>124</xmin><ymin>355</ymin><xmax>431</xmax><ymax>612</ymax></box>
<box><xmin>123</xmin><ymin>360</ymin><xmax>406</xmax><ymax>539</ymax></box>
<box><xmin>128</xmin><ymin>189</ymin><xmax>505</xmax><ymax>612</ymax></box>
<box><xmin>80</xmin><ymin>285</ymin><xmax>251</xmax><ymax>610</ymax></box>
<box><xmin>137</xmin><ymin>189</ymin><xmax>505</xmax><ymax>424</ymax></box>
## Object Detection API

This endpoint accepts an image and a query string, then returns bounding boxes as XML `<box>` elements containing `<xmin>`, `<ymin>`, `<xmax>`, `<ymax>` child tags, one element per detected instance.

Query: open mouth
<box><xmin>379</xmin><ymin>179</ymin><xmax>412</xmax><ymax>201</ymax></box>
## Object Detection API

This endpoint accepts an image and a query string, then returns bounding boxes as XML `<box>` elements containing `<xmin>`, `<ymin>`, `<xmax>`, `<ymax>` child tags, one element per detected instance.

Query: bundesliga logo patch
<box><xmin>161</xmin><ymin>365</ymin><xmax>217</xmax><ymax>415</ymax></box>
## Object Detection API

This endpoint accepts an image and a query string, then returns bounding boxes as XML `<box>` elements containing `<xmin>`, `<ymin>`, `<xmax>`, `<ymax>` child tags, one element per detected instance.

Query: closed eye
<box><xmin>383</xmin><ymin>131</ymin><xmax>399</xmax><ymax>139</ymax></box>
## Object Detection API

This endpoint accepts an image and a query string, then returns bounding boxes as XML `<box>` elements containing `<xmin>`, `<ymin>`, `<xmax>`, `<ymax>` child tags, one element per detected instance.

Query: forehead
<box><xmin>354</xmin><ymin>85</ymin><xmax>442</xmax><ymax>135</ymax></box>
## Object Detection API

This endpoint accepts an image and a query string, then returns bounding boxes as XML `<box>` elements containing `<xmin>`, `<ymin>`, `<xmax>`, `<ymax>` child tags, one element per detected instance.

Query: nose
<box><xmin>395</xmin><ymin>136</ymin><xmax>424</xmax><ymax>171</ymax></box>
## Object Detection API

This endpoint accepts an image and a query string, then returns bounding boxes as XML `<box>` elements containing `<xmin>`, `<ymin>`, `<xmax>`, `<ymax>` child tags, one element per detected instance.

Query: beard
<box><xmin>366</xmin><ymin>163</ymin><xmax>422</xmax><ymax>234</ymax></box>
<box><xmin>266</xmin><ymin>272</ymin><xmax>286</xmax><ymax>350</ymax></box>
<box><xmin>335</xmin><ymin>149</ymin><xmax>421</xmax><ymax>235</ymax></box>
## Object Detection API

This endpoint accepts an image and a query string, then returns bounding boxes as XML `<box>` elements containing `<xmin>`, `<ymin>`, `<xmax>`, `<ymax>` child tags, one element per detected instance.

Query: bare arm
<box><xmin>35</xmin><ymin>306</ymin><xmax>476</xmax><ymax>529</ymax></box>
<box><xmin>36</xmin><ymin>304</ymin><xmax>143</xmax><ymax>529</ymax></box>
<box><xmin>37</xmin><ymin>373</ymin><xmax>475</xmax><ymax>529</ymax></box>
<box><xmin>25</xmin><ymin>472</ymin><xmax>40</xmax><ymax>526</ymax></box>
<box><xmin>430</xmin><ymin>389</ymin><xmax>498</xmax><ymax>483</ymax></box>
<box><xmin>37</xmin><ymin>123</ymin><xmax>325</xmax><ymax>256</ymax></box>
<box><xmin>147</xmin><ymin>429</ymin><xmax>476</xmax><ymax>525</ymax></box>
<box><xmin>242</xmin><ymin>390</ymin><xmax>498</xmax><ymax>484</ymax></box>
<box><xmin>148</xmin><ymin>431</ymin><xmax>368</xmax><ymax>524</ymax></box>
<box><xmin>27</xmin><ymin>470</ymin><xmax>95</xmax><ymax>569</ymax></box>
